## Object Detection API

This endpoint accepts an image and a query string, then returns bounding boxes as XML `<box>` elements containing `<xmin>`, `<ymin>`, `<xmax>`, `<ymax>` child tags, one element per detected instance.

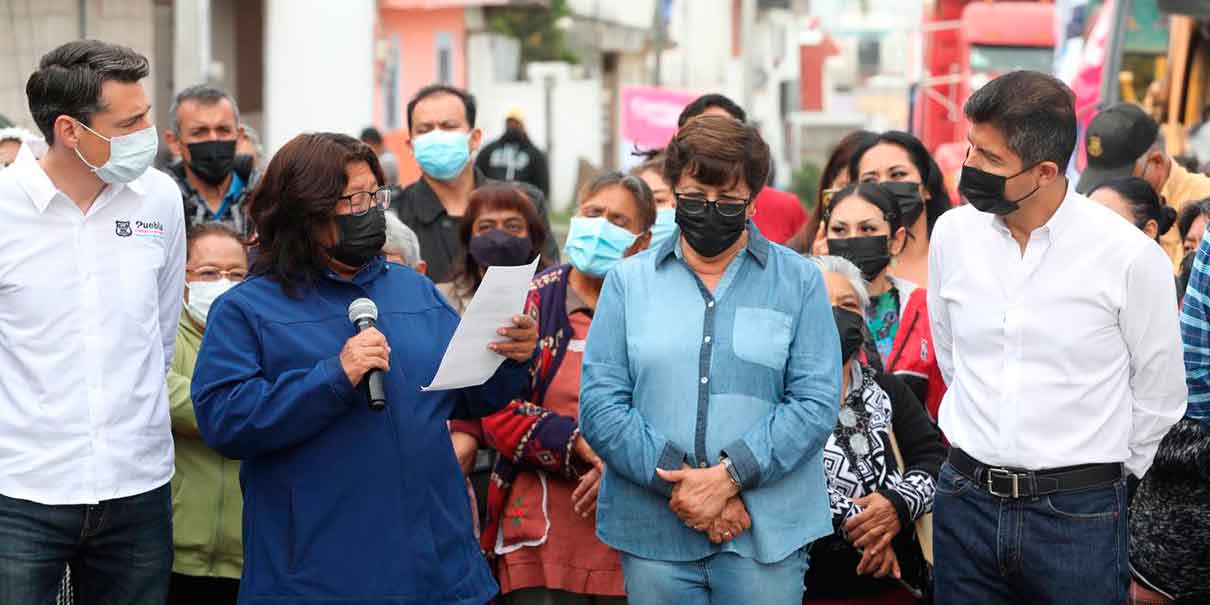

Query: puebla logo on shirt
<box><xmin>116</xmin><ymin>219</ymin><xmax>164</xmax><ymax>239</ymax></box>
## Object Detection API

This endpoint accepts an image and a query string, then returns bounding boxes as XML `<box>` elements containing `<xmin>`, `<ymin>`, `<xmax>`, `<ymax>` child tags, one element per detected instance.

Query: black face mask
<box><xmin>186</xmin><ymin>140</ymin><xmax>238</xmax><ymax>186</ymax></box>
<box><xmin>327</xmin><ymin>207</ymin><xmax>387</xmax><ymax>268</ymax></box>
<box><xmin>469</xmin><ymin>229</ymin><xmax>533</xmax><ymax>267</ymax></box>
<box><xmin>958</xmin><ymin>163</ymin><xmax>1039</xmax><ymax>215</ymax></box>
<box><xmin>881</xmin><ymin>181</ymin><xmax>926</xmax><ymax>227</ymax></box>
<box><xmin>833</xmin><ymin>306</ymin><xmax>866</xmax><ymax>362</ymax></box>
<box><xmin>675</xmin><ymin>197</ymin><xmax>750</xmax><ymax>258</ymax></box>
<box><xmin>827</xmin><ymin>236</ymin><xmax>891</xmax><ymax>282</ymax></box>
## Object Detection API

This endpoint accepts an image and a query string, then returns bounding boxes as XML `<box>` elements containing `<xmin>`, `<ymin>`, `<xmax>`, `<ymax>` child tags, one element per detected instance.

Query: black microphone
<box><xmin>348</xmin><ymin>298</ymin><xmax>387</xmax><ymax>412</ymax></box>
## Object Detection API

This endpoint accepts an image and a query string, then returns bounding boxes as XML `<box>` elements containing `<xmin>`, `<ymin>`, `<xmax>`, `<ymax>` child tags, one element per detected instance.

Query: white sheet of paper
<box><xmin>422</xmin><ymin>257</ymin><xmax>540</xmax><ymax>391</ymax></box>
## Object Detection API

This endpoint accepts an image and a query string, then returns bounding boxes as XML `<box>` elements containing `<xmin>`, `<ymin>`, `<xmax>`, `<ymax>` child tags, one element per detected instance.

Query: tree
<box><xmin>790</xmin><ymin>162</ymin><xmax>823</xmax><ymax>211</ymax></box>
<box><xmin>487</xmin><ymin>0</ymin><xmax>579</xmax><ymax>66</ymax></box>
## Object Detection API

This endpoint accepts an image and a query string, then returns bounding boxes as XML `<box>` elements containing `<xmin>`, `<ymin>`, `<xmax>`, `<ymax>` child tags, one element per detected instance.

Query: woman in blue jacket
<box><xmin>191</xmin><ymin>132</ymin><xmax>537</xmax><ymax>605</ymax></box>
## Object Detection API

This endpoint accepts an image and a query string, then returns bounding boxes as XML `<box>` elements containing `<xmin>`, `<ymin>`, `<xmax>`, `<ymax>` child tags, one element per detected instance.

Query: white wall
<box><xmin>0</xmin><ymin>0</ymin><xmax>156</xmax><ymax>131</ymax></box>
<box><xmin>566</xmin><ymin>0</ymin><xmax>657</xmax><ymax>31</ymax></box>
<box><xmin>471</xmin><ymin>72</ymin><xmax>604</xmax><ymax>212</ymax></box>
<box><xmin>660</xmin><ymin>0</ymin><xmax>736</xmax><ymax>94</ymax></box>
<box><xmin>263</xmin><ymin>0</ymin><xmax>375</xmax><ymax>154</ymax></box>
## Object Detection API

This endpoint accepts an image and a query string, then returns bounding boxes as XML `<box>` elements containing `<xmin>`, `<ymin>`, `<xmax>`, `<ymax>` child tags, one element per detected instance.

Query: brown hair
<box><xmin>579</xmin><ymin>171</ymin><xmax>658</xmax><ymax>232</ymax></box>
<box><xmin>248</xmin><ymin>132</ymin><xmax>385</xmax><ymax>297</ymax></box>
<box><xmin>450</xmin><ymin>183</ymin><xmax>547</xmax><ymax>298</ymax></box>
<box><xmin>630</xmin><ymin>152</ymin><xmax>665</xmax><ymax>179</ymax></box>
<box><xmin>662</xmin><ymin>115</ymin><xmax>769</xmax><ymax>197</ymax></box>
<box><xmin>186</xmin><ymin>222</ymin><xmax>245</xmax><ymax>262</ymax></box>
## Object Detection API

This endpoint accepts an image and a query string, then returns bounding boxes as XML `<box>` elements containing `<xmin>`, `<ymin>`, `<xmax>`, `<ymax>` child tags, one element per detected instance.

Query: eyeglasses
<box><xmin>674</xmin><ymin>192</ymin><xmax>751</xmax><ymax>217</ymax></box>
<box><xmin>187</xmin><ymin>267</ymin><xmax>247</xmax><ymax>282</ymax></box>
<box><xmin>337</xmin><ymin>187</ymin><xmax>391</xmax><ymax>216</ymax></box>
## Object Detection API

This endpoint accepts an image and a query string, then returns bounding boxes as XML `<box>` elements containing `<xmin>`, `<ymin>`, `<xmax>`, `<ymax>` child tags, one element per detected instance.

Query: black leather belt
<box><xmin>948</xmin><ymin>448</ymin><xmax>1123</xmax><ymax>499</ymax></box>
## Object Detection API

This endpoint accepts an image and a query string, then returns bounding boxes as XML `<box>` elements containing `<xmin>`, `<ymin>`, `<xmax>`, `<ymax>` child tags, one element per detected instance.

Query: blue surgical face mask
<box><xmin>74</xmin><ymin>120</ymin><xmax>158</xmax><ymax>184</ymax></box>
<box><xmin>648</xmin><ymin>207</ymin><xmax>677</xmax><ymax>250</ymax></box>
<box><xmin>412</xmin><ymin>129</ymin><xmax>471</xmax><ymax>181</ymax></box>
<box><xmin>564</xmin><ymin>216</ymin><xmax>638</xmax><ymax>277</ymax></box>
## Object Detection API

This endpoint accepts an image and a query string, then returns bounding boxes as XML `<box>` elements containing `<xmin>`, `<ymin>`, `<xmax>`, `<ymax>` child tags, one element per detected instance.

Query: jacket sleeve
<box><xmin>168</xmin><ymin>356</ymin><xmax>200</xmax><ymax>438</ymax></box>
<box><xmin>481</xmin><ymin>399</ymin><xmax>582</xmax><ymax>479</ymax></box>
<box><xmin>580</xmin><ymin>269</ymin><xmax>687</xmax><ymax>497</ymax></box>
<box><xmin>720</xmin><ymin>265</ymin><xmax>842</xmax><ymax>490</ymax></box>
<box><xmin>533</xmin><ymin>149</ymin><xmax>551</xmax><ymax>199</ymax></box>
<box><xmin>450</xmin><ymin>359</ymin><xmax>531</xmax><ymax>420</ymax></box>
<box><xmin>876</xmin><ymin>372</ymin><xmax>944</xmax><ymax>528</ymax></box>
<box><xmin>190</xmin><ymin>296</ymin><xmax>358</xmax><ymax>460</ymax></box>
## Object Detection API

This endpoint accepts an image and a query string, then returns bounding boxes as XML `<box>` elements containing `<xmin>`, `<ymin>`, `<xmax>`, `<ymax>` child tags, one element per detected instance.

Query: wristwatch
<box><xmin>720</xmin><ymin>456</ymin><xmax>742</xmax><ymax>490</ymax></box>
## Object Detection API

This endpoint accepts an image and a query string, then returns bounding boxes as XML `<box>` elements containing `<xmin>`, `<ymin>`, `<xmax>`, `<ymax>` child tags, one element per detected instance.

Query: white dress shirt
<box><xmin>928</xmin><ymin>191</ymin><xmax>1186</xmax><ymax>478</ymax></box>
<box><xmin>0</xmin><ymin>141</ymin><xmax>185</xmax><ymax>505</ymax></box>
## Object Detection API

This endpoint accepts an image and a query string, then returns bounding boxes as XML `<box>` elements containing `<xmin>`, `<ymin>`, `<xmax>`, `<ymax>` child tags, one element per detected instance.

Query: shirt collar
<box><xmin>565</xmin><ymin>281</ymin><xmax>593</xmax><ymax>316</ymax></box>
<box><xmin>12</xmin><ymin>140</ymin><xmax>146</xmax><ymax>213</ymax></box>
<box><xmin>655</xmin><ymin>221</ymin><xmax>770</xmax><ymax>268</ymax></box>
<box><xmin>12</xmin><ymin>140</ymin><xmax>57</xmax><ymax>213</ymax></box>
<box><xmin>322</xmin><ymin>256</ymin><xmax>388</xmax><ymax>286</ymax></box>
<box><xmin>411</xmin><ymin>168</ymin><xmax>486</xmax><ymax>225</ymax></box>
<box><xmin>988</xmin><ymin>186</ymin><xmax>1077</xmax><ymax>239</ymax></box>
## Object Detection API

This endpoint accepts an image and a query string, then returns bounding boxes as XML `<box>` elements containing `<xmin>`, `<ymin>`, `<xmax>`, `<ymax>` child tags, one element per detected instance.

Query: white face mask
<box><xmin>184</xmin><ymin>279</ymin><xmax>236</xmax><ymax>326</ymax></box>
<box><xmin>73</xmin><ymin>120</ymin><xmax>158</xmax><ymax>184</ymax></box>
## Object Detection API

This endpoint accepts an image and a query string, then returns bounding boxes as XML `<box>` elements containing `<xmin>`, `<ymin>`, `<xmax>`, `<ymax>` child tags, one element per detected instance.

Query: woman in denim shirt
<box><xmin>580</xmin><ymin>115</ymin><xmax>842</xmax><ymax>605</ymax></box>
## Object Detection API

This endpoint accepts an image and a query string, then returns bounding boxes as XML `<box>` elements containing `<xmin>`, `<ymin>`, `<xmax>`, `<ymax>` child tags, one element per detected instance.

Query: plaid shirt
<box><xmin>168</xmin><ymin>161</ymin><xmax>256</xmax><ymax>237</ymax></box>
<box><xmin>1181</xmin><ymin>232</ymin><xmax>1210</xmax><ymax>426</ymax></box>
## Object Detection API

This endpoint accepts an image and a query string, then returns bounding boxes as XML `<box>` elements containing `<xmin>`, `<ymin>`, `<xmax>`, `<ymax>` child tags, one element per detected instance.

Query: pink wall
<box><xmin>374</xmin><ymin>7</ymin><xmax>468</xmax><ymax>183</ymax></box>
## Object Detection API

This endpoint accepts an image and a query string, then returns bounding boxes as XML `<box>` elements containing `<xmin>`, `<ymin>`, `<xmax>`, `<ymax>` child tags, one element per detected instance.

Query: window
<box><xmin>383</xmin><ymin>35</ymin><xmax>402</xmax><ymax>131</ymax></box>
<box><xmin>436</xmin><ymin>32</ymin><xmax>453</xmax><ymax>84</ymax></box>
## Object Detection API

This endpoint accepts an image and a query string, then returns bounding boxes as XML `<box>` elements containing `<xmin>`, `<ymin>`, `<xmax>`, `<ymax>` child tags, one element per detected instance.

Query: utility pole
<box><xmin>652</xmin><ymin>0</ymin><xmax>666</xmax><ymax>86</ymax></box>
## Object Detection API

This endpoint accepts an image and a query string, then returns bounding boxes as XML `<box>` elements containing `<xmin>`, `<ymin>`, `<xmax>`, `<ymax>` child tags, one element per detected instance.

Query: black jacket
<box><xmin>394</xmin><ymin>169</ymin><xmax>559</xmax><ymax>284</ymax></box>
<box><xmin>474</xmin><ymin>130</ymin><xmax>550</xmax><ymax>199</ymax></box>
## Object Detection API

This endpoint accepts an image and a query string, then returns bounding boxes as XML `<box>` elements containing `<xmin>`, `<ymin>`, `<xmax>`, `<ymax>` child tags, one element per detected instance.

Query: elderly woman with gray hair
<box><xmin>803</xmin><ymin>255</ymin><xmax>945</xmax><ymax>604</ymax></box>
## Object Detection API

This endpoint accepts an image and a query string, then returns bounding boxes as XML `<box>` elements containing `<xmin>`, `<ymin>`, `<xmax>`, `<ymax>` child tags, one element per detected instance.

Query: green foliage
<box><xmin>487</xmin><ymin>0</ymin><xmax>580</xmax><ymax>66</ymax></box>
<box><xmin>790</xmin><ymin>162</ymin><xmax>823</xmax><ymax>211</ymax></box>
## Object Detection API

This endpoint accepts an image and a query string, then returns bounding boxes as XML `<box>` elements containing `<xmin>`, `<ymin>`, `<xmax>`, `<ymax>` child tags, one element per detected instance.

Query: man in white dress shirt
<box><xmin>0</xmin><ymin>40</ymin><xmax>185</xmax><ymax>604</ymax></box>
<box><xmin>928</xmin><ymin>70</ymin><xmax>1186</xmax><ymax>604</ymax></box>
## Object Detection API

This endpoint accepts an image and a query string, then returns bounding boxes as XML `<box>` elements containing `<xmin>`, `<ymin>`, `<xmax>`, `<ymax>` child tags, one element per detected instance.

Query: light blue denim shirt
<box><xmin>581</xmin><ymin>224</ymin><xmax>841</xmax><ymax>564</ymax></box>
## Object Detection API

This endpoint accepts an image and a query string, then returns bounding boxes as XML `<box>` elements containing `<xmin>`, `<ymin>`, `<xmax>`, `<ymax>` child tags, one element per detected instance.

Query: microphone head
<box><xmin>348</xmin><ymin>298</ymin><xmax>378</xmax><ymax>324</ymax></box>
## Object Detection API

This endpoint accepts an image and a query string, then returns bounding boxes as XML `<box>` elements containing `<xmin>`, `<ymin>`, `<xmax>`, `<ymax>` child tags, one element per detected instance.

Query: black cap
<box><xmin>1076</xmin><ymin>103</ymin><xmax>1158</xmax><ymax>194</ymax></box>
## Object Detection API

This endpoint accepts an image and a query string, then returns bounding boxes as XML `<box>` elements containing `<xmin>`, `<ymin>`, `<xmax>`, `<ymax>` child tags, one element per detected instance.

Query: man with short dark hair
<box><xmin>677</xmin><ymin>93</ymin><xmax>807</xmax><ymax>245</ymax></box>
<box><xmin>0</xmin><ymin>39</ymin><xmax>185</xmax><ymax>604</ymax></box>
<box><xmin>928</xmin><ymin>71</ymin><xmax>1186</xmax><ymax>604</ymax></box>
<box><xmin>164</xmin><ymin>84</ymin><xmax>256</xmax><ymax>236</ymax></box>
<box><xmin>395</xmin><ymin>84</ymin><xmax>557</xmax><ymax>282</ymax></box>
<box><xmin>1075</xmin><ymin>102</ymin><xmax>1210</xmax><ymax>269</ymax></box>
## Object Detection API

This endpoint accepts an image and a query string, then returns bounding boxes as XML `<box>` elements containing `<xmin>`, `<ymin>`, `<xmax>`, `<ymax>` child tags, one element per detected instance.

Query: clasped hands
<box><xmin>845</xmin><ymin>493</ymin><xmax>903</xmax><ymax>579</ymax></box>
<box><xmin>656</xmin><ymin>464</ymin><xmax>751</xmax><ymax>544</ymax></box>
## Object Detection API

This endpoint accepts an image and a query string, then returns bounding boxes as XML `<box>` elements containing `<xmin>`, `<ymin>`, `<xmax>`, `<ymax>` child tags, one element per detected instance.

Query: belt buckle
<box><xmin>986</xmin><ymin>467</ymin><xmax>1021</xmax><ymax>498</ymax></box>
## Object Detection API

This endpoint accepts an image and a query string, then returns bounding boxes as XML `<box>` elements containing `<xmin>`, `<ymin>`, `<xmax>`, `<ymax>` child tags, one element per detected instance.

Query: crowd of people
<box><xmin>2</xmin><ymin>38</ymin><xmax>1209</xmax><ymax>605</ymax></box>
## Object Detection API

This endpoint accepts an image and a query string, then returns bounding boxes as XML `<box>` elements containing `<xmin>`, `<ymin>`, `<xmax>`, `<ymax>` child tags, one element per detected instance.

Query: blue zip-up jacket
<box><xmin>191</xmin><ymin>258</ymin><xmax>529</xmax><ymax>604</ymax></box>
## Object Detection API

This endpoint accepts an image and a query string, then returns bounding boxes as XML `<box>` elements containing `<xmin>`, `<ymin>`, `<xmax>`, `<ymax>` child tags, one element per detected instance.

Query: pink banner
<box><xmin>1071</xmin><ymin>0</ymin><xmax>1114</xmax><ymax>172</ymax></box>
<box><xmin>620</xmin><ymin>86</ymin><xmax>701</xmax><ymax>152</ymax></box>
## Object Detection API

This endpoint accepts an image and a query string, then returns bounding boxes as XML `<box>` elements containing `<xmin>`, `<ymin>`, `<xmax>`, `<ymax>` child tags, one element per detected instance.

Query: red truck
<box><xmin>913</xmin><ymin>1</ymin><xmax>1056</xmax><ymax>202</ymax></box>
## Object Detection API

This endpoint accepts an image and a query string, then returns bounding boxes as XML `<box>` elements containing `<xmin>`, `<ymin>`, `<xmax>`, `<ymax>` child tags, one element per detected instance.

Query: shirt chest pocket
<box><xmin>732</xmin><ymin>306</ymin><xmax>793</xmax><ymax>370</ymax></box>
<box><xmin>120</xmin><ymin>247</ymin><xmax>164</xmax><ymax>330</ymax></box>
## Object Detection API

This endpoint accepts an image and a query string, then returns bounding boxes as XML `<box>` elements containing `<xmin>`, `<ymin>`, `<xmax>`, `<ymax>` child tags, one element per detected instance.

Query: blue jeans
<box><xmin>620</xmin><ymin>548</ymin><xmax>809</xmax><ymax>605</ymax></box>
<box><xmin>933</xmin><ymin>461</ymin><xmax>1128</xmax><ymax>605</ymax></box>
<box><xmin>0</xmin><ymin>483</ymin><xmax>173</xmax><ymax>605</ymax></box>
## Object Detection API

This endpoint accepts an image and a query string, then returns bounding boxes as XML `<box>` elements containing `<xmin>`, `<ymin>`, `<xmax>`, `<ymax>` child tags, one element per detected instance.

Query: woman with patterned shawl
<box><xmin>450</xmin><ymin>172</ymin><xmax>657</xmax><ymax>605</ymax></box>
